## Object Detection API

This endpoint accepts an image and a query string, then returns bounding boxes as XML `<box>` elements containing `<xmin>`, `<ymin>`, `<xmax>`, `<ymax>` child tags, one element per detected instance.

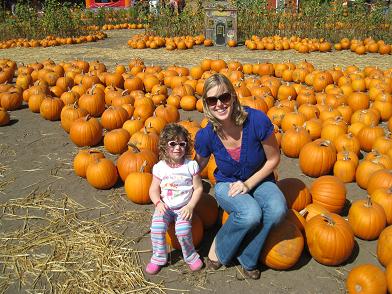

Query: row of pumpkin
<box><xmin>0</xmin><ymin>56</ymin><xmax>392</xmax><ymax>292</ymax></box>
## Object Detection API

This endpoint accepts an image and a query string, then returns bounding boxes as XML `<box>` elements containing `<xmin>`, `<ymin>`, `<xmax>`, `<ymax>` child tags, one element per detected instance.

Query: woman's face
<box><xmin>205</xmin><ymin>85</ymin><xmax>233</xmax><ymax>122</ymax></box>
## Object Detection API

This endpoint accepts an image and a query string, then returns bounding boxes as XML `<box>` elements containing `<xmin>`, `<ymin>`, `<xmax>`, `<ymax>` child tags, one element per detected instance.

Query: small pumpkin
<box><xmin>69</xmin><ymin>115</ymin><xmax>103</xmax><ymax>147</ymax></box>
<box><xmin>377</xmin><ymin>225</ymin><xmax>392</xmax><ymax>267</ymax></box>
<box><xmin>103</xmin><ymin>128</ymin><xmax>130</xmax><ymax>154</ymax></box>
<box><xmin>86</xmin><ymin>158</ymin><xmax>118</xmax><ymax>189</ymax></box>
<box><xmin>346</xmin><ymin>264</ymin><xmax>387</xmax><ymax>294</ymax></box>
<box><xmin>310</xmin><ymin>175</ymin><xmax>346</xmax><ymax>214</ymax></box>
<box><xmin>124</xmin><ymin>163</ymin><xmax>153</xmax><ymax>204</ymax></box>
<box><xmin>0</xmin><ymin>107</ymin><xmax>10</xmax><ymax>126</ymax></box>
<box><xmin>73</xmin><ymin>149</ymin><xmax>105</xmax><ymax>178</ymax></box>
<box><xmin>348</xmin><ymin>196</ymin><xmax>387</xmax><ymax>240</ymax></box>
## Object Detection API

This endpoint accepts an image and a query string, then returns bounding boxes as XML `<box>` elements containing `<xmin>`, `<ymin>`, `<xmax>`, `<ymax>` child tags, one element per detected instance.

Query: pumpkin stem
<box><xmin>365</xmin><ymin>195</ymin><xmax>372</xmax><ymax>208</ymax></box>
<box><xmin>140</xmin><ymin>160</ymin><xmax>147</xmax><ymax>173</ymax></box>
<box><xmin>127</xmin><ymin>143</ymin><xmax>141</xmax><ymax>153</ymax></box>
<box><xmin>299</xmin><ymin>208</ymin><xmax>308</xmax><ymax>217</ymax></box>
<box><xmin>320</xmin><ymin>213</ymin><xmax>335</xmax><ymax>225</ymax></box>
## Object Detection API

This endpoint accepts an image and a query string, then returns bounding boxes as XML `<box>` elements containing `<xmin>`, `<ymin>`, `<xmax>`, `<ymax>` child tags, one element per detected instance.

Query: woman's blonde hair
<box><xmin>202</xmin><ymin>73</ymin><xmax>248</xmax><ymax>132</ymax></box>
<box><xmin>158</xmin><ymin>123</ymin><xmax>193</xmax><ymax>162</ymax></box>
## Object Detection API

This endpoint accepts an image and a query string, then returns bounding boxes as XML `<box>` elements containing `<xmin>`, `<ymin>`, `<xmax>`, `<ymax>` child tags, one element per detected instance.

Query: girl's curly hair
<box><xmin>158</xmin><ymin>123</ymin><xmax>193</xmax><ymax>162</ymax></box>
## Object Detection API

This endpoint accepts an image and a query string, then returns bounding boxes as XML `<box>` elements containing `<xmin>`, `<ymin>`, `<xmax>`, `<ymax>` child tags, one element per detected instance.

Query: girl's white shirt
<box><xmin>152</xmin><ymin>159</ymin><xmax>200</xmax><ymax>209</ymax></box>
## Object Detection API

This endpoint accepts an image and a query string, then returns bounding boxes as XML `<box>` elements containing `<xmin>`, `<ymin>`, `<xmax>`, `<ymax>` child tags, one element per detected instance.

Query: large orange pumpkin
<box><xmin>260</xmin><ymin>219</ymin><xmax>304</xmax><ymax>270</ymax></box>
<box><xmin>277</xmin><ymin>177</ymin><xmax>312</xmax><ymax>211</ymax></box>
<box><xmin>166</xmin><ymin>213</ymin><xmax>204</xmax><ymax>250</ymax></box>
<box><xmin>305</xmin><ymin>213</ymin><xmax>354</xmax><ymax>266</ymax></box>
<box><xmin>194</xmin><ymin>193</ymin><xmax>219</xmax><ymax>229</ymax></box>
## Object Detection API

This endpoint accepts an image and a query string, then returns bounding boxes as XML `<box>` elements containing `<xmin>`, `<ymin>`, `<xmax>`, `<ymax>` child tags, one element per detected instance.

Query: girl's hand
<box><xmin>156</xmin><ymin>201</ymin><xmax>168</xmax><ymax>215</ymax></box>
<box><xmin>228</xmin><ymin>181</ymin><xmax>249</xmax><ymax>197</ymax></box>
<box><xmin>179</xmin><ymin>205</ymin><xmax>193</xmax><ymax>220</ymax></box>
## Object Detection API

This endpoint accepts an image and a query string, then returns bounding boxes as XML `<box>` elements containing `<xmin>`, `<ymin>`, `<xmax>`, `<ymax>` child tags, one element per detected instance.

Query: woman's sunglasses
<box><xmin>168</xmin><ymin>141</ymin><xmax>187</xmax><ymax>148</ymax></box>
<box><xmin>205</xmin><ymin>92</ymin><xmax>232</xmax><ymax>106</ymax></box>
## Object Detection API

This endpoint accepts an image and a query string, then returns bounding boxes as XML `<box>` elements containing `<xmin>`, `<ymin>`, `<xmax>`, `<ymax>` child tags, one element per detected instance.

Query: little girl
<box><xmin>146</xmin><ymin>123</ymin><xmax>204</xmax><ymax>275</ymax></box>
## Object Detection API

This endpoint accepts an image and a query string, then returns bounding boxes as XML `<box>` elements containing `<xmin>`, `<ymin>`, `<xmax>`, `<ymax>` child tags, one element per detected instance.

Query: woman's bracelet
<box><xmin>154</xmin><ymin>200</ymin><xmax>162</xmax><ymax>207</ymax></box>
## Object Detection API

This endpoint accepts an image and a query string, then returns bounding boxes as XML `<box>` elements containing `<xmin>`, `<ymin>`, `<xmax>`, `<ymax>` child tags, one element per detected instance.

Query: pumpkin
<box><xmin>357</xmin><ymin>124</ymin><xmax>385</xmax><ymax>152</ymax></box>
<box><xmin>333</xmin><ymin>155</ymin><xmax>357</xmax><ymax>183</ymax></box>
<box><xmin>0</xmin><ymin>89</ymin><xmax>23</xmax><ymax>110</ymax></box>
<box><xmin>300</xmin><ymin>203</ymin><xmax>330</xmax><ymax>222</ymax></box>
<box><xmin>367</xmin><ymin>169</ymin><xmax>392</xmax><ymax>195</ymax></box>
<box><xmin>86</xmin><ymin>158</ymin><xmax>118</xmax><ymax>189</ymax></box>
<box><xmin>334</xmin><ymin>133</ymin><xmax>361</xmax><ymax>155</ymax></box>
<box><xmin>285</xmin><ymin>209</ymin><xmax>306</xmax><ymax>234</ymax></box>
<box><xmin>101</xmin><ymin>106</ymin><xmax>129</xmax><ymax>131</ymax></box>
<box><xmin>78</xmin><ymin>87</ymin><xmax>106</xmax><ymax>117</ymax></box>
<box><xmin>277</xmin><ymin>177</ymin><xmax>312</xmax><ymax>211</ymax></box>
<box><xmin>348</xmin><ymin>196</ymin><xmax>386</xmax><ymax>240</ymax></box>
<box><xmin>371</xmin><ymin>188</ymin><xmax>392</xmax><ymax>225</ymax></box>
<box><xmin>40</xmin><ymin>96</ymin><xmax>64</xmax><ymax>121</ymax></box>
<box><xmin>166</xmin><ymin>213</ymin><xmax>204</xmax><ymax>250</ymax></box>
<box><xmin>73</xmin><ymin>149</ymin><xmax>105</xmax><ymax>178</ymax></box>
<box><xmin>117</xmin><ymin>144</ymin><xmax>157</xmax><ymax>182</ymax></box>
<box><xmin>129</xmin><ymin>127</ymin><xmax>159</xmax><ymax>155</ymax></box>
<box><xmin>69</xmin><ymin>115</ymin><xmax>103</xmax><ymax>147</ymax></box>
<box><xmin>194</xmin><ymin>193</ymin><xmax>219</xmax><ymax>229</ymax></box>
<box><xmin>207</xmin><ymin>155</ymin><xmax>217</xmax><ymax>185</ymax></box>
<box><xmin>305</xmin><ymin>213</ymin><xmax>354</xmax><ymax>266</ymax></box>
<box><xmin>122</xmin><ymin>118</ymin><xmax>144</xmax><ymax>137</ymax></box>
<box><xmin>0</xmin><ymin>107</ymin><xmax>10</xmax><ymax>126</ymax></box>
<box><xmin>103</xmin><ymin>128</ymin><xmax>130</xmax><ymax>154</ymax></box>
<box><xmin>355</xmin><ymin>159</ymin><xmax>385</xmax><ymax>190</ymax></box>
<box><xmin>310</xmin><ymin>175</ymin><xmax>346</xmax><ymax>214</ymax></box>
<box><xmin>299</xmin><ymin>139</ymin><xmax>336</xmax><ymax>177</ymax></box>
<box><xmin>124</xmin><ymin>164</ymin><xmax>153</xmax><ymax>204</ymax></box>
<box><xmin>346</xmin><ymin>264</ymin><xmax>387</xmax><ymax>294</ymax></box>
<box><xmin>260</xmin><ymin>219</ymin><xmax>304</xmax><ymax>270</ymax></box>
<box><xmin>377</xmin><ymin>225</ymin><xmax>392</xmax><ymax>267</ymax></box>
<box><xmin>281</xmin><ymin>125</ymin><xmax>312</xmax><ymax>158</ymax></box>
<box><xmin>60</xmin><ymin>103</ymin><xmax>88</xmax><ymax>133</ymax></box>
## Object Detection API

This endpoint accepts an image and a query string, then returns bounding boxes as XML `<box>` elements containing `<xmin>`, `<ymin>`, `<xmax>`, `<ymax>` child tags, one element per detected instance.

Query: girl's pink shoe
<box><xmin>189</xmin><ymin>258</ymin><xmax>203</xmax><ymax>272</ymax></box>
<box><xmin>145</xmin><ymin>263</ymin><xmax>161</xmax><ymax>275</ymax></box>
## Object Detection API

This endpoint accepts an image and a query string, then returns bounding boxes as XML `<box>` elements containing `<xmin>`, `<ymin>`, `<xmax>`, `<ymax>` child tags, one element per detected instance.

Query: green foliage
<box><xmin>0</xmin><ymin>0</ymin><xmax>84</xmax><ymax>41</ymax></box>
<box><xmin>40</xmin><ymin>0</ymin><xmax>81</xmax><ymax>37</ymax></box>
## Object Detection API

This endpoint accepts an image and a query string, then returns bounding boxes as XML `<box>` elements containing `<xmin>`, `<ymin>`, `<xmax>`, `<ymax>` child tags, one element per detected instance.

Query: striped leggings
<box><xmin>150</xmin><ymin>207</ymin><xmax>200</xmax><ymax>266</ymax></box>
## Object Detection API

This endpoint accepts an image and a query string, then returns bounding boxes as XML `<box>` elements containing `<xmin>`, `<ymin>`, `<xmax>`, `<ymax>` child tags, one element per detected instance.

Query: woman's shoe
<box><xmin>206</xmin><ymin>257</ymin><xmax>222</xmax><ymax>270</ymax></box>
<box><xmin>145</xmin><ymin>262</ymin><xmax>161</xmax><ymax>275</ymax></box>
<box><xmin>242</xmin><ymin>267</ymin><xmax>261</xmax><ymax>280</ymax></box>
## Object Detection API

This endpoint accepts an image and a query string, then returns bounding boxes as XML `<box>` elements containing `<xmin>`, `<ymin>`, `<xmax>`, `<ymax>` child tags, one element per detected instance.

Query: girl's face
<box><xmin>205</xmin><ymin>85</ymin><xmax>233</xmax><ymax>122</ymax></box>
<box><xmin>166</xmin><ymin>136</ymin><xmax>187</xmax><ymax>164</ymax></box>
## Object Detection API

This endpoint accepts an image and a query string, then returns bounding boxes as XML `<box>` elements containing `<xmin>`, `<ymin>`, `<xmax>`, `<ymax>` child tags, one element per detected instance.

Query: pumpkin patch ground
<box><xmin>1</xmin><ymin>29</ymin><xmax>392</xmax><ymax>293</ymax></box>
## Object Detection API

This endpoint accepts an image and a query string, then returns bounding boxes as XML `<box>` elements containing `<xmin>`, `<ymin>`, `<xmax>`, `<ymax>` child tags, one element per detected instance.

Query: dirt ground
<box><xmin>1</xmin><ymin>29</ymin><xmax>391</xmax><ymax>293</ymax></box>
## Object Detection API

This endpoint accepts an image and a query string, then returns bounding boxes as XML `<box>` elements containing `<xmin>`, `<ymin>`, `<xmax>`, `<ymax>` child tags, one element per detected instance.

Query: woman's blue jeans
<box><xmin>214</xmin><ymin>180</ymin><xmax>287</xmax><ymax>270</ymax></box>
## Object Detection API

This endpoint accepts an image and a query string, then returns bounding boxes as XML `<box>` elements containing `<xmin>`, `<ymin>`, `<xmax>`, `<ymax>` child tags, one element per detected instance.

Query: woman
<box><xmin>194</xmin><ymin>73</ymin><xmax>287</xmax><ymax>280</ymax></box>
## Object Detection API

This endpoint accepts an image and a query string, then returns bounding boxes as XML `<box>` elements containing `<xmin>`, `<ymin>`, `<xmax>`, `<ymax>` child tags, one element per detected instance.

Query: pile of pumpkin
<box><xmin>127</xmin><ymin>34</ymin><xmax>213</xmax><ymax>50</ymax></box>
<box><xmin>1</xmin><ymin>56</ymin><xmax>392</xmax><ymax>292</ymax></box>
<box><xmin>245</xmin><ymin>35</ymin><xmax>333</xmax><ymax>53</ymax></box>
<box><xmin>334</xmin><ymin>37</ymin><xmax>392</xmax><ymax>55</ymax></box>
<box><xmin>0</xmin><ymin>31</ymin><xmax>107</xmax><ymax>50</ymax></box>
<box><xmin>84</xmin><ymin>23</ymin><xmax>147</xmax><ymax>31</ymax></box>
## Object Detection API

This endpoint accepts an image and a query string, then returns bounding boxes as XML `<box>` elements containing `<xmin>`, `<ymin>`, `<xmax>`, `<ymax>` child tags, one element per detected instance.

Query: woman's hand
<box><xmin>179</xmin><ymin>205</ymin><xmax>193</xmax><ymax>220</ymax></box>
<box><xmin>228</xmin><ymin>181</ymin><xmax>249</xmax><ymax>197</ymax></box>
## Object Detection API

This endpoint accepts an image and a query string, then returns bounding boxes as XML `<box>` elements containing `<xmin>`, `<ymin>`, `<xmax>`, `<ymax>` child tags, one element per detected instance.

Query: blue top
<box><xmin>194</xmin><ymin>107</ymin><xmax>275</xmax><ymax>183</ymax></box>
